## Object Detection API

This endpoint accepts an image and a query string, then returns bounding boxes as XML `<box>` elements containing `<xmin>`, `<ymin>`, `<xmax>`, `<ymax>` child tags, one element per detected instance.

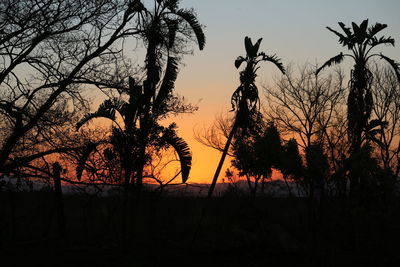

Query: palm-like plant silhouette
<box><xmin>76</xmin><ymin>1</ymin><xmax>204</xmax><ymax>250</ymax></box>
<box><xmin>207</xmin><ymin>37</ymin><xmax>285</xmax><ymax>197</ymax></box>
<box><xmin>316</xmin><ymin>19</ymin><xmax>400</xmax><ymax>195</ymax></box>
<box><xmin>76</xmin><ymin>77</ymin><xmax>192</xmax><ymax>186</ymax></box>
<box><xmin>133</xmin><ymin>0</ymin><xmax>205</xmax><ymax>192</ymax></box>
<box><xmin>76</xmin><ymin>76</ymin><xmax>192</xmax><ymax>251</ymax></box>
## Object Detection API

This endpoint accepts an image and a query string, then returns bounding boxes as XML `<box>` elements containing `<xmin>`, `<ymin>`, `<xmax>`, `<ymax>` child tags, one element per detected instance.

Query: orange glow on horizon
<box><xmin>84</xmin><ymin>97</ymin><xmax>288</xmax><ymax>185</ymax></box>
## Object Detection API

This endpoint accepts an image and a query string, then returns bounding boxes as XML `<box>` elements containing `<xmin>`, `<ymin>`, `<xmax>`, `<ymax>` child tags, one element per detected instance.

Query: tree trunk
<box><xmin>245</xmin><ymin>174</ymin><xmax>253</xmax><ymax>197</ymax></box>
<box><xmin>190</xmin><ymin>118</ymin><xmax>238</xmax><ymax>248</ymax></box>
<box><xmin>52</xmin><ymin>162</ymin><xmax>66</xmax><ymax>239</ymax></box>
<box><xmin>207</xmin><ymin>118</ymin><xmax>238</xmax><ymax>198</ymax></box>
<box><xmin>0</xmin><ymin>129</ymin><xmax>22</xmax><ymax>173</ymax></box>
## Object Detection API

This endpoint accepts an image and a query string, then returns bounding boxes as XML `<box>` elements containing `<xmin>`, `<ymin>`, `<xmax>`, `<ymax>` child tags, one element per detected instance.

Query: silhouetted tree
<box><xmin>371</xmin><ymin>66</ymin><xmax>400</xmax><ymax>198</ymax></box>
<box><xmin>266</xmin><ymin>64</ymin><xmax>345</xmax><ymax>149</ymax></box>
<box><xmin>305</xmin><ymin>143</ymin><xmax>328</xmax><ymax>221</ymax></box>
<box><xmin>75</xmin><ymin>0</ymin><xmax>205</xmax><ymax>250</ymax></box>
<box><xmin>0</xmin><ymin>0</ymin><xmax>143</xmax><ymax>175</ymax></box>
<box><xmin>194</xmin><ymin>112</ymin><xmax>235</xmax><ymax>156</ymax></box>
<box><xmin>208</xmin><ymin>36</ymin><xmax>285</xmax><ymax>198</ymax></box>
<box><xmin>76</xmin><ymin>79</ymin><xmax>193</xmax><ymax>186</ymax></box>
<box><xmin>265</xmin><ymin>64</ymin><xmax>346</xmax><ymax>195</ymax></box>
<box><xmin>280</xmin><ymin>138</ymin><xmax>304</xmax><ymax>196</ymax></box>
<box><xmin>232</xmin><ymin>122</ymin><xmax>283</xmax><ymax>197</ymax></box>
<box><xmin>320</xmin><ymin>105</ymin><xmax>349</xmax><ymax>197</ymax></box>
<box><xmin>316</xmin><ymin>19</ymin><xmax>400</xmax><ymax>196</ymax></box>
<box><xmin>370</xmin><ymin>65</ymin><xmax>400</xmax><ymax>177</ymax></box>
<box><xmin>76</xmin><ymin>77</ymin><xmax>193</xmax><ymax>250</ymax></box>
<box><xmin>132</xmin><ymin>0</ymin><xmax>205</xmax><ymax>194</ymax></box>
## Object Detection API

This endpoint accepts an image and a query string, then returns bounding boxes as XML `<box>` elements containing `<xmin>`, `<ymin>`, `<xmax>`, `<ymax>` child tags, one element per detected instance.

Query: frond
<box><xmin>235</xmin><ymin>56</ymin><xmax>246</xmax><ymax>69</ymax></box>
<box><xmin>379</xmin><ymin>53</ymin><xmax>400</xmax><ymax>81</ymax></box>
<box><xmin>244</xmin><ymin>36</ymin><xmax>254</xmax><ymax>58</ymax></box>
<box><xmin>367</xmin><ymin>22</ymin><xmax>388</xmax><ymax>38</ymax></box>
<box><xmin>359</xmin><ymin>19</ymin><xmax>369</xmax><ymax>34</ymax></box>
<box><xmin>369</xmin><ymin>36</ymin><xmax>395</xmax><ymax>47</ymax></box>
<box><xmin>351</xmin><ymin>22</ymin><xmax>360</xmax><ymax>35</ymax></box>
<box><xmin>327</xmin><ymin>26</ymin><xmax>353</xmax><ymax>48</ymax></box>
<box><xmin>338</xmin><ymin>22</ymin><xmax>353</xmax><ymax>38</ymax></box>
<box><xmin>76</xmin><ymin>108</ymin><xmax>116</xmax><ymax>130</ymax></box>
<box><xmin>253</xmin><ymin>38</ymin><xmax>263</xmax><ymax>57</ymax></box>
<box><xmin>230</xmin><ymin>85</ymin><xmax>242</xmax><ymax>111</ymax></box>
<box><xmin>261</xmin><ymin>53</ymin><xmax>286</xmax><ymax>74</ymax></box>
<box><xmin>244</xmin><ymin>37</ymin><xmax>263</xmax><ymax>58</ymax></box>
<box><xmin>155</xmin><ymin>56</ymin><xmax>178</xmax><ymax>109</ymax></box>
<box><xmin>164</xmin><ymin>18</ymin><xmax>178</xmax><ymax>48</ymax></box>
<box><xmin>101</xmin><ymin>97</ymin><xmax>127</xmax><ymax>113</ymax></box>
<box><xmin>76</xmin><ymin>98</ymin><xmax>125</xmax><ymax>130</ymax></box>
<box><xmin>316</xmin><ymin>53</ymin><xmax>345</xmax><ymax>75</ymax></box>
<box><xmin>176</xmin><ymin>9</ymin><xmax>206</xmax><ymax>50</ymax></box>
<box><xmin>353</xmin><ymin>20</ymin><xmax>368</xmax><ymax>44</ymax></box>
<box><xmin>162</xmin><ymin>128</ymin><xmax>192</xmax><ymax>183</ymax></box>
<box><xmin>76</xmin><ymin>142</ymin><xmax>99</xmax><ymax>181</ymax></box>
<box><xmin>110</xmin><ymin>127</ymin><xmax>129</xmax><ymax>153</ymax></box>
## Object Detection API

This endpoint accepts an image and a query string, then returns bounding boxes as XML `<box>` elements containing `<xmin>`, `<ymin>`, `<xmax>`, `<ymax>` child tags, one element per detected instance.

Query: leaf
<box><xmin>176</xmin><ymin>9</ymin><xmax>206</xmax><ymax>50</ymax></box>
<box><xmin>379</xmin><ymin>53</ymin><xmax>400</xmax><ymax>81</ymax></box>
<box><xmin>244</xmin><ymin>36</ymin><xmax>253</xmax><ymax>57</ymax></box>
<box><xmin>155</xmin><ymin>56</ymin><xmax>178</xmax><ymax>110</ymax></box>
<box><xmin>162</xmin><ymin>128</ymin><xmax>192</xmax><ymax>183</ymax></box>
<box><xmin>316</xmin><ymin>52</ymin><xmax>345</xmax><ymax>75</ymax></box>
<box><xmin>370</xmin><ymin>36</ymin><xmax>395</xmax><ymax>47</ymax></box>
<box><xmin>230</xmin><ymin>86</ymin><xmax>242</xmax><ymax>111</ymax></box>
<box><xmin>354</xmin><ymin>19</ymin><xmax>368</xmax><ymax>44</ymax></box>
<box><xmin>352</xmin><ymin>22</ymin><xmax>360</xmax><ymax>35</ymax></box>
<box><xmin>327</xmin><ymin>26</ymin><xmax>353</xmax><ymax>48</ymax></box>
<box><xmin>164</xmin><ymin>18</ymin><xmax>179</xmax><ymax>48</ymax></box>
<box><xmin>367</xmin><ymin>22</ymin><xmax>387</xmax><ymax>38</ymax></box>
<box><xmin>360</xmin><ymin>19</ymin><xmax>369</xmax><ymax>34</ymax></box>
<box><xmin>76</xmin><ymin>108</ymin><xmax>115</xmax><ymax>130</ymax></box>
<box><xmin>76</xmin><ymin>142</ymin><xmax>98</xmax><ymax>181</ymax></box>
<box><xmin>338</xmin><ymin>22</ymin><xmax>352</xmax><ymax>38</ymax></box>
<box><xmin>262</xmin><ymin>53</ymin><xmax>285</xmax><ymax>74</ymax></box>
<box><xmin>76</xmin><ymin>98</ymin><xmax>125</xmax><ymax>130</ymax></box>
<box><xmin>235</xmin><ymin>56</ymin><xmax>246</xmax><ymax>69</ymax></box>
<box><xmin>252</xmin><ymin>38</ymin><xmax>263</xmax><ymax>57</ymax></box>
<box><xmin>110</xmin><ymin>127</ymin><xmax>128</xmax><ymax>153</ymax></box>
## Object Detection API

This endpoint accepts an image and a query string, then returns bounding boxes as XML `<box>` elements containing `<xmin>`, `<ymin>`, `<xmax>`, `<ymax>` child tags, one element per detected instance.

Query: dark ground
<box><xmin>1</xmin><ymin>191</ymin><xmax>400</xmax><ymax>266</ymax></box>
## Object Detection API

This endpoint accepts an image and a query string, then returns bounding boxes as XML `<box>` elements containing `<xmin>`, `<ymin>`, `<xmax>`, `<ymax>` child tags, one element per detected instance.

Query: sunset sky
<box><xmin>95</xmin><ymin>0</ymin><xmax>400</xmax><ymax>184</ymax></box>
<box><xmin>5</xmin><ymin>2</ymin><xmax>400</xmax><ymax>263</ymax></box>
<box><xmin>162</xmin><ymin>0</ymin><xmax>400</xmax><ymax>183</ymax></box>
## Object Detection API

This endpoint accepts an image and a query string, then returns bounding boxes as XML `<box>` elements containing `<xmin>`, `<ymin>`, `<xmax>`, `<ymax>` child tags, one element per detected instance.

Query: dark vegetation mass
<box><xmin>1</xmin><ymin>1</ymin><xmax>400</xmax><ymax>266</ymax></box>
